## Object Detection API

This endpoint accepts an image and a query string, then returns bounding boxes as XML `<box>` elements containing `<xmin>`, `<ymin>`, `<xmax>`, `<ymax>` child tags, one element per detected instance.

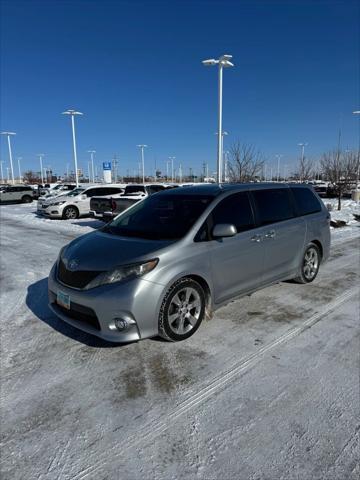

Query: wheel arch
<box><xmin>63</xmin><ymin>204</ymin><xmax>79</xmax><ymax>218</ymax></box>
<box><xmin>309</xmin><ymin>239</ymin><xmax>323</xmax><ymax>260</ymax></box>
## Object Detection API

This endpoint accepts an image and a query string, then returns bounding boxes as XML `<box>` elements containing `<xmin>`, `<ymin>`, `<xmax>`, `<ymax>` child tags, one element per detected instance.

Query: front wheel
<box><xmin>158</xmin><ymin>278</ymin><xmax>206</xmax><ymax>342</ymax></box>
<box><xmin>294</xmin><ymin>243</ymin><xmax>321</xmax><ymax>284</ymax></box>
<box><xmin>63</xmin><ymin>206</ymin><xmax>79</xmax><ymax>220</ymax></box>
<box><xmin>22</xmin><ymin>195</ymin><xmax>33</xmax><ymax>203</ymax></box>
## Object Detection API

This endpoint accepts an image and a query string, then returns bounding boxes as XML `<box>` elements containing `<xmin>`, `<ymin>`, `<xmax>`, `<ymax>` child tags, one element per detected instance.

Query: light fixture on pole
<box><xmin>87</xmin><ymin>150</ymin><xmax>96</xmax><ymax>183</ymax></box>
<box><xmin>202</xmin><ymin>54</ymin><xmax>234</xmax><ymax>184</ymax></box>
<box><xmin>62</xmin><ymin>109</ymin><xmax>83</xmax><ymax>187</ymax></box>
<box><xmin>168</xmin><ymin>156</ymin><xmax>176</xmax><ymax>182</ymax></box>
<box><xmin>1</xmin><ymin>131</ymin><xmax>16</xmax><ymax>184</ymax></box>
<box><xmin>37</xmin><ymin>154</ymin><xmax>45</xmax><ymax>184</ymax></box>
<box><xmin>298</xmin><ymin>143</ymin><xmax>308</xmax><ymax>163</ymax></box>
<box><xmin>137</xmin><ymin>145</ymin><xmax>148</xmax><ymax>184</ymax></box>
<box><xmin>275</xmin><ymin>154</ymin><xmax>283</xmax><ymax>182</ymax></box>
<box><xmin>17</xmin><ymin>157</ymin><xmax>22</xmax><ymax>183</ymax></box>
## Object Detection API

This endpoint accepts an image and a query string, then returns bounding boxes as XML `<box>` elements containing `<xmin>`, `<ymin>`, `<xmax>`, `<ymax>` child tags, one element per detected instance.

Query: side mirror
<box><xmin>212</xmin><ymin>223</ymin><xmax>237</xmax><ymax>238</ymax></box>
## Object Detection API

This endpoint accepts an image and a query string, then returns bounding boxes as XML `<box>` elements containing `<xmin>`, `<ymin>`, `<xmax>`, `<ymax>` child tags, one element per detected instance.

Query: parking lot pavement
<box><xmin>1</xmin><ymin>204</ymin><xmax>359</xmax><ymax>479</ymax></box>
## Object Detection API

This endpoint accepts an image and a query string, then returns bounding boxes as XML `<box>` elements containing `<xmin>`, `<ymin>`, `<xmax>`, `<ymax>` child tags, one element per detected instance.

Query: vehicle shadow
<box><xmin>26</xmin><ymin>277</ymin><xmax>123</xmax><ymax>348</ymax></box>
<box><xmin>71</xmin><ymin>220</ymin><xmax>104</xmax><ymax>229</ymax></box>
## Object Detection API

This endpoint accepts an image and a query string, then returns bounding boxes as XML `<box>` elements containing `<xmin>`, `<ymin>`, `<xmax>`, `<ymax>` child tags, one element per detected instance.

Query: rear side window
<box><xmin>210</xmin><ymin>192</ymin><xmax>255</xmax><ymax>233</ymax></box>
<box><xmin>252</xmin><ymin>189</ymin><xmax>294</xmax><ymax>226</ymax></box>
<box><xmin>291</xmin><ymin>187</ymin><xmax>322</xmax><ymax>216</ymax></box>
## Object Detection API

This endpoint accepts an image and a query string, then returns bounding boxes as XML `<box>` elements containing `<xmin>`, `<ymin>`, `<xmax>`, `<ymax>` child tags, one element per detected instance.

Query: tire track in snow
<box><xmin>68</xmin><ymin>286</ymin><xmax>358</xmax><ymax>480</ymax></box>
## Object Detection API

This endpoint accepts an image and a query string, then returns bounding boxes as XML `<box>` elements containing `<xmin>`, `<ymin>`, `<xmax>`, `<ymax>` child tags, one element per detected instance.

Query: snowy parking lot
<box><xmin>0</xmin><ymin>202</ymin><xmax>359</xmax><ymax>479</ymax></box>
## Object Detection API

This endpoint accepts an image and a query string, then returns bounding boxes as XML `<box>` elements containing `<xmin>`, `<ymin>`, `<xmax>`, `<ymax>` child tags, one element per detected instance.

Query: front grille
<box><xmin>54</xmin><ymin>301</ymin><xmax>101</xmax><ymax>330</ymax></box>
<box><xmin>57</xmin><ymin>258</ymin><xmax>103</xmax><ymax>289</ymax></box>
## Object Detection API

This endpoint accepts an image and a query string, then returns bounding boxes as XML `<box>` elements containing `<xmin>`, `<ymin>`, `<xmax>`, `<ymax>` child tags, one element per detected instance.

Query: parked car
<box><xmin>38</xmin><ymin>184</ymin><xmax>125</xmax><ymax>219</ymax></box>
<box><xmin>0</xmin><ymin>185</ymin><xmax>35</xmax><ymax>203</ymax></box>
<box><xmin>313</xmin><ymin>182</ymin><xmax>329</xmax><ymax>198</ymax></box>
<box><xmin>49</xmin><ymin>183</ymin><xmax>330</xmax><ymax>343</ymax></box>
<box><xmin>89</xmin><ymin>183</ymin><xmax>174</xmax><ymax>221</ymax></box>
<box><xmin>39</xmin><ymin>183</ymin><xmax>76</xmax><ymax>197</ymax></box>
<box><xmin>37</xmin><ymin>183</ymin><xmax>78</xmax><ymax>209</ymax></box>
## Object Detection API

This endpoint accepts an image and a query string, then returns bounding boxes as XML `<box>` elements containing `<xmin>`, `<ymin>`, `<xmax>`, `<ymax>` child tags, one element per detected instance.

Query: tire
<box><xmin>63</xmin><ymin>206</ymin><xmax>79</xmax><ymax>220</ymax></box>
<box><xmin>294</xmin><ymin>243</ymin><xmax>321</xmax><ymax>284</ymax></box>
<box><xmin>158</xmin><ymin>277</ymin><xmax>206</xmax><ymax>342</ymax></box>
<box><xmin>22</xmin><ymin>195</ymin><xmax>33</xmax><ymax>203</ymax></box>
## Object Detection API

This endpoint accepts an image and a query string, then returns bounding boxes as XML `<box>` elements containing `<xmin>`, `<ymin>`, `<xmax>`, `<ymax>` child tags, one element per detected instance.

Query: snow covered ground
<box><xmin>0</xmin><ymin>202</ymin><xmax>359</xmax><ymax>479</ymax></box>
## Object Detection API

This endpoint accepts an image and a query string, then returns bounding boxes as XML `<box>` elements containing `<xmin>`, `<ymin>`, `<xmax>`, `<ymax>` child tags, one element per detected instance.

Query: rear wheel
<box><xmin>21</xmin><ymin>195</ymin><xmax>33</xmax><ymax>203</ymax></box>
<box><xmin>63</xmin><ymin>206</ymin><xmax>79</xmax><ymax>220</ymax></box>
<box><xmin>158</xmin><ymin>278</ymin><xmax>206</xmax><ymax>342</ymax></box>
<box><xmin>294</xmin><ymin>243</ymin><xmax>321</xmax><ymax>284</ymax></box>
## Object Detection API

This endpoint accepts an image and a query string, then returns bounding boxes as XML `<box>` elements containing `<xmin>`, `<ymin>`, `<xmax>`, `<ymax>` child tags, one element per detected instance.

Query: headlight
<box><xmin>84</xmin><ymin>259</ymin><xmax>158</xmax><ymax>290</ymax></box>
<box><xmin>51</xmin><ymin>200</ymin><xmax>66</xmax><ymax>206</ymax></box>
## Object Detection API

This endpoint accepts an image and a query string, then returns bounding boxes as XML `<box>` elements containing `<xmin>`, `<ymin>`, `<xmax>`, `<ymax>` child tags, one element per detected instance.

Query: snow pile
<box><xmin>325</xmin><ymin>199</ymin><xmax>360</xmax><ymax>226</ymax></box>
<box><xmin>0</xmin><ymin>203</ymin><xmax>103</xmax><ymax>235</ymax></box>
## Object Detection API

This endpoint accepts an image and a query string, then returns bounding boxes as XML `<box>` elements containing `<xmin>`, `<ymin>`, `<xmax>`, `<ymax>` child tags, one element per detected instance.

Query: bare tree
<box><xmin>292</xmin><ymin>156</ymin><xmax>314</xmax><ymax>182</ymax></box>
<box><xmin>23</xmin><ymin>170</ymin><xmax>41</xmax><ymax>184</ymax></box>
<box><xmin>227</xmin><ymin>142</ymin><xmax>265</xmax><ymax>182</ymax></box>
<box><xmin>320</xmin><ymin>149</ymin><xmax>359</xmax><ymax>210</ymax></box>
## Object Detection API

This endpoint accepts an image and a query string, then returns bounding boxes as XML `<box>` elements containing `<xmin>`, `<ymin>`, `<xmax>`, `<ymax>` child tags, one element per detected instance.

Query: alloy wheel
<box><xmin>167</xmin><ymin>287</ymin><xmax>202</xmax><ymax>336</ymax></box>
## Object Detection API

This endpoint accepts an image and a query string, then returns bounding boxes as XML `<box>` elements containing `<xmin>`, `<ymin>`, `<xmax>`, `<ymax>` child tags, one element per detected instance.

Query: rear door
<box><xmin>251</xmin><ymin>188</ymin><xmax>306</xmax><ymax>283</ymax></box>
<box><xmin>206</xmin><ymin>192</ymin><xmax>266</xmax><ymax>304</ymax></box>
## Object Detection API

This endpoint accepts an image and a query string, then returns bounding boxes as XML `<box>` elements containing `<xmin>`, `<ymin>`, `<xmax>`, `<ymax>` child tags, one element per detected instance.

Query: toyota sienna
<box><xmin>48</xmin><ymin>183</ymin><xmax>330</xmax><ymax>342</ymax></box>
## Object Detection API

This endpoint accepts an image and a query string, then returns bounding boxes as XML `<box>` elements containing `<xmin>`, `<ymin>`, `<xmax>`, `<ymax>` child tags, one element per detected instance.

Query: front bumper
<box><xmin>48</xmin><ymin>264</ymin><xmax>165</xmax><ymax>342</ymax></box>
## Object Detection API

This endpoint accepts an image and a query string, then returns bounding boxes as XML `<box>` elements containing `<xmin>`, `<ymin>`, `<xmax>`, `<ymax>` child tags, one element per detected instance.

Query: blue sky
<box><xmin>1</xmin><ymin>0</ymin><xmax>359</xmax><ymax>178</ymax></box>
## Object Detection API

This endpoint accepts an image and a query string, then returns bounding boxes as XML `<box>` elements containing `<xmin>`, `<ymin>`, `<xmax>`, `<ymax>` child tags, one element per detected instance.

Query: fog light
<box><xmin>114</xmin><ymin>318</ymin><xmax>129</xmax><ymax>331</ymax></box>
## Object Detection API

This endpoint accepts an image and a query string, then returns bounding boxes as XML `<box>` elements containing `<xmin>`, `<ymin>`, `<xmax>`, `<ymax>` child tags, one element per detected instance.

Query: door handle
<box><xmin>251</xmin><ymin>234</ymin><xmax>262</xmax><ymax>243</ymax></box>
<box><xmin>264</xmin><ymin>230</ymin><xmax>275</xmax><ymax>239</ymax></box>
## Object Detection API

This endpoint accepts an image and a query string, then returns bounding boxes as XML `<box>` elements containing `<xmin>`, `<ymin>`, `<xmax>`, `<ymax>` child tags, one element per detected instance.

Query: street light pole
<box><xmin>275</xmin><ymin>154</ymin><xmax>283</xmax><ymax>182</ymax></box>
<box><xmin>62</xmin><ymin>110</ymin><xmax>83</xmax><ymax>187</ymax></box>
<box><xmin>298</xmin><ymin>143</ymin><xmax>308</xmax><ymax>182</ymax></box>
<box><xmin>137</xmin><ymin>145</ymin><xmax>148</xmax><ymax>184</ymax></box>
<box><xmin>17</xmin><ymin>157</ymin><xmax>22</xmax><ymax>183</ymax></box>
<box><xmin>352</xmin><ymin>111</ymin><xmax>360</xmax><ymax>198</ymax></box>
<box><xmin>169</xmin><ymin>157</ymin><xmax>176</xmax><ymax>182</ymax></box>
<box><xmin>37</xmin><ymin>154</ymin><xmax>45</xmax><ymax>184</ymax></box>
<box><xmin>1</xmin><ymin>132</ymin><xmax>16</xmax><ymax>184</ymax></box>
<box><xmin>0</xmin><ymin>161</ymin><xmax>4</xmax><ymax>183</ymax></box>
<box><xmin>202</xmin><ymin>54</ymin><xmax>234</xmax><ymax>184</ymax></box>
<box><xmin>87</xmin><ymin>150</ymin><xmax>96</xmax><ymax>183</ymax></box>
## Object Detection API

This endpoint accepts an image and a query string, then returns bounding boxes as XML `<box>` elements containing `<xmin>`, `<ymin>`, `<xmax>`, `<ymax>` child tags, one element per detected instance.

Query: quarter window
<box><xmin>291</xmin><ymin>187</ymin><xmax>322</xmax><ymax>216</ymax></box>
<box><xmin>252</xmin><ymin>189</ymin><xmax>294</xmax><ymax>225</ymax></box>
<box><xmin>210</xmin><ymin>192</ymin><xmax>255</xmax><ymax>234</ymax></box>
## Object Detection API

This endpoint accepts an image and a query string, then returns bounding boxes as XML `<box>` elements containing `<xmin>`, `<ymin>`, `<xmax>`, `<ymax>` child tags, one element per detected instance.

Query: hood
<box><xmin>62</xmin><ymin>230</ymin><xmax>173</xmax><ymax>271</ymax></box>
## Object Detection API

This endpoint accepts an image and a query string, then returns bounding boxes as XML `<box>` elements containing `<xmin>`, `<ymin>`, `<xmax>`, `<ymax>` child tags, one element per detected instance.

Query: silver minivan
<box><xmin>48</xmin><ymin>183</ymin><xmax>330</xmax><ymax>342</ymax></box>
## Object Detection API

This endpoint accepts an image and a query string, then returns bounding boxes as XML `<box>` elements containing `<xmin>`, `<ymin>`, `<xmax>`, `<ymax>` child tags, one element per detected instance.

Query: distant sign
<box><xmin>103</xmin><ymin>162</ymin><xmax>111</xmax><ymax>171</ymax></box>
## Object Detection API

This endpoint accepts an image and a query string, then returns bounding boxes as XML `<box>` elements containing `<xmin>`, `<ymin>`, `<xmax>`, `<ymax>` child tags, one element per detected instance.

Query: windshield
<box><xmin>66</xmin><ymin>188</ymin><xmax>85</xmax><ymax>197</ymax></box>
<box><xmin>102</xmin><ymin>194</ymin><xmax>215</xmax><ymax>240</ymax></box>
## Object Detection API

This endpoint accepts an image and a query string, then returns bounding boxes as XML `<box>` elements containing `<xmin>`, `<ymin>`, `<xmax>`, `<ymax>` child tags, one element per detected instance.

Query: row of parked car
<box><xmin>35</xmin><ymin>182</ymin><xmax>179</xmax><ymax>220</ymax></box>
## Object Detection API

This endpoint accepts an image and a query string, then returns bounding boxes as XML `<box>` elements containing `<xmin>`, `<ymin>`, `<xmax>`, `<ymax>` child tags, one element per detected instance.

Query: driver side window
<box><xmin>196</xmin><ymin>192</ymin><xmax>255</xmax><ymax>241</ymax></box>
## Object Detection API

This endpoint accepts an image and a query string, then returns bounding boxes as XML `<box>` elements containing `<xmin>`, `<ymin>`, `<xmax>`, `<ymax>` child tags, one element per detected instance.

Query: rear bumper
<box><xmin>89</xmin><ymin>210</ymin><xmax>110</xmax><ymax>220</ymax></box>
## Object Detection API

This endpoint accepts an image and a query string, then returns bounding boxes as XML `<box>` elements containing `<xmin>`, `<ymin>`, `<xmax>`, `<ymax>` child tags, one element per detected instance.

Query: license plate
<box><xmin>57</xmin><ymin>290</ymin><xmax>70</xmax><ymax>310</ymax></box>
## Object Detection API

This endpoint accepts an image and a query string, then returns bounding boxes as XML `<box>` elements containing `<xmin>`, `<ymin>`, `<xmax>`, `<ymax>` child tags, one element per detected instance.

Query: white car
<box><xmin>38</xmin><ymin>185</ymin><xmax>125</xmax><ymax>219</ymax></box>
